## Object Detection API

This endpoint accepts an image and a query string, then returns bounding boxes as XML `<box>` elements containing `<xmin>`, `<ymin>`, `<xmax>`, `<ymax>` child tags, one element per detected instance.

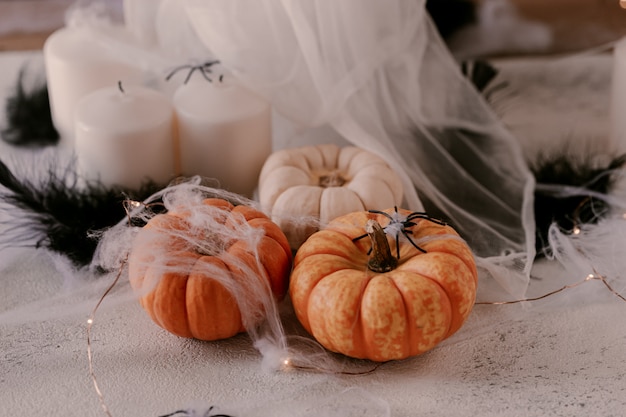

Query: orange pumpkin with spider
<box><xmin>289</xmin><ymin>207</ymin><xmax>477</xmax><ymax>361</ymax></box>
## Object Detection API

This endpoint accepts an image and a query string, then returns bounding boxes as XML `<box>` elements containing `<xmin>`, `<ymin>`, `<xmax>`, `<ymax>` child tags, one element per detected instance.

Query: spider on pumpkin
<box><xmin>165</xmin><ymin>60</ymin><xmax>223</xmax><ymax>85</ymax></box>
<box><xmin>352</xmin><ymin>207</ymin><xmax>447</xmax><ymax>258</ymax></box>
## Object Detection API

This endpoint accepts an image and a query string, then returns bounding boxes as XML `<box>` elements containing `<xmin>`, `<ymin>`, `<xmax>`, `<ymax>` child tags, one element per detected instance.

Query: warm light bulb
<box><xmin>621</xmin><ymin>0</ymin><xmax>626</xmax><ymax>9</ymax></box>
<box><xmin>87</xmin><ymin>318</ymin><xmax>94</xmax><ymax>324</ymax></box>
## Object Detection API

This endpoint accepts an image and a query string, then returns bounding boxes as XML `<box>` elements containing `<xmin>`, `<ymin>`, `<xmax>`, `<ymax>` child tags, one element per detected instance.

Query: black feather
<box><xmin>461</xmin><ymin>60</ymin><xmax>500</xmax><ymax>93</ymax></box>
<box><xmin>1</xmin><ymin>67</ymin><xmax>59</xmax><ymax>147</ymax></box>
<box><xmin>426</xmin><ymin>0</ymin><xmax>476</xmax><ymax>40</ymax></box>
<box><xmin>0</xmin><ymin>158</ymin><xmax>164</xmax><ymax>267</ymax></box>
<box><xmin>531</xmin><ymin>151</ymin><xmax>626</xmax><ymax>256</ymax></box>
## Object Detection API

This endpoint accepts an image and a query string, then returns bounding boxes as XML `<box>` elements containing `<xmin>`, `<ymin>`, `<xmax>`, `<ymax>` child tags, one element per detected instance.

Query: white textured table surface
<box><xmin>1</xmin><ymin>50</ymin><xmax>626</xmax><ymax>417</ymax></box>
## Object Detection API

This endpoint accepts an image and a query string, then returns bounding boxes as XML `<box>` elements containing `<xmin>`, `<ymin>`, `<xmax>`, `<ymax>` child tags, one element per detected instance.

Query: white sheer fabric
<box><xmin>5</xmin><ymin>3</ymin><xmax>626</xmax><ymax>416</ymax></box>
<box><xmin>62</xmin><ymin>0</ymin><xmax>536</xmax><ymax>295</ymax></box>
<box><xmin>182</xmin><ymin>0</ymin><xmax>536</xmax><ymax>296</ymax></box>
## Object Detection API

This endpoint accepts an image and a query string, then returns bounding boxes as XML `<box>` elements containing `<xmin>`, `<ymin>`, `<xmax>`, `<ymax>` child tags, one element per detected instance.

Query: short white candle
<box><xmin>44</xmin><ymin>26</ymin><xmax>142</xmax><ymax>146</ymax></box>
<box><xmin>611</xmin><ymin>37</ymin><xmax>626</xmax><ymax>153</ymax></box>
<box><xmin>173</xmin><ymin>75</ymin><xmax>272</xmax><ymax>198</ymax></box>
<box><xmin>74</xmin><ymin>84</ymin><xmax>177</xmax><ymax>190</ymax></box>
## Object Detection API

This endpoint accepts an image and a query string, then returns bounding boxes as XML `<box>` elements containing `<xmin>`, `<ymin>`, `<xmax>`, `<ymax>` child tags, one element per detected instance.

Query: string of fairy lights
<box><xmin>83</xmin><ymin>2</ymin><xmax>626</xmax><ymax>403</ymax></box>
<box><xmin>82</xmin><ymin>196</ymin><xmax>626</xmax><ymax>417</ymax></box>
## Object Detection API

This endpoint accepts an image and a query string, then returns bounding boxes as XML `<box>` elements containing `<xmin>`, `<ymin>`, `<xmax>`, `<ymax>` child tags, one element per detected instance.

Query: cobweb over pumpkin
<box><xmin>94</xmin><ymin>179</ymin><xmax>281</xmax><ymax>367</ymax></box>
<box><xmin>92</xmin><ymin>178</ymin><xmax>370</xmax><ymax>373</ymax></box>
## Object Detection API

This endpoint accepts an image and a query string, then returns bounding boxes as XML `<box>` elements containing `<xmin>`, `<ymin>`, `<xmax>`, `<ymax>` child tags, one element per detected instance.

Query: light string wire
<box><xmin>84</xmin><ymin>196</ymin><xmax>389</xmax><ymax>417</ymax></box>
<box><xmin>84</xmin><ymin>205</ymin><xmax>626</xmax><ymax>415</ymax></box>
<box><xmin>86</xmin><ymin>256</ymin><xmax>126</xmax><ymax>417</ymax></box>
<box><xmin>475</xmin><ymin>269</ymin><xmax>626</xmax><ymax>305</ymax></box>
<box><xmin>85</xmin><ymin>256</ymin><xmax>382</xmax><ymax>417</ymax></box>
<box><xmin>478</xmin><ymin>196</ymin><xmax>626</xmax><ymax>305</ymax></box>
<box><xmin>86</xmin><ymin>197</ymin><xmax>163</xmax><ymax>417</ymax></box>
<box><xmin>74</xmin><ymin>10</ymin><xmax>626</xmax><ymax>414</ymax></box>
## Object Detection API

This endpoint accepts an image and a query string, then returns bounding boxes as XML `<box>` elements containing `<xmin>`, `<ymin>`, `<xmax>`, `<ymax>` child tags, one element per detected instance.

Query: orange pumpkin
<box><xmin>289</xmin><ymin>208</ymin><xmax>477</xmax><ymax>361</ymax></box>
<box><xmin>128</xmin><ymin>198</ymin><xmax>292</xmax><ymax>341</ymax></box>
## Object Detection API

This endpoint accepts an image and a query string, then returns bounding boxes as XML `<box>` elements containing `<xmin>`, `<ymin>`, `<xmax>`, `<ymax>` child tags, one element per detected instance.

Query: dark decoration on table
<box><xmin>461</xmin><ymin>59</ymin><xmax>509</xmax><ymax>102</ymax></box>
<box><xmin>531</xmin><ymin>152</ymin><xmax>626</xmax><ymax>256</ymax></box>
<box><xmin>1</xmin><ymin>67</ymin><xmax>59</xmax><ymax>147</ymax></box>
<box><xmin>426</xmin><ymin>0</ymin><xmax>476</xmax><ymax>40</ymax></box>
<box><xmin>461</xmin><ymin>60</ymin><xmax>498</xmax><ymax>93</ymax></box>
<box><xmin>158</xmin><ymin>406</ymin><xmax>233</xmax><ymax>417</ymax></box>
<box><xmin>0</xmin><ymin>158</ymin><xmax>165</xmax><ymax>267</ymax></box>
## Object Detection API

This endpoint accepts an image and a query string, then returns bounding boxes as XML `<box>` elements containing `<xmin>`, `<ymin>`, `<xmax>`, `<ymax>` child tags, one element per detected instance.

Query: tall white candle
<box><xmin>74</xmin><ymin>84</ymin><xmax>177</xmax><ymax>190</ymax></box>
<box><xmin>44</xmin><ymin>26</ymin><xmax>142</xmax><ymax>146</ymax></box>
<box><xmin>173</xmin><ymin>75</ymin><xmax>272</xmax><ymax>198</ymax></box>
<box><xmin>610</xmin><ymin>37</ymin><xmax>626</xmax><ymax>153</ymax></box>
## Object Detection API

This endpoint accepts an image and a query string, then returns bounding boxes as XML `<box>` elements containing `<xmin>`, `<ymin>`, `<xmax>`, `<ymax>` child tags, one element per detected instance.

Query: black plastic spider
<box><xmin>158</xmin><ymin>406</ymin><xmax>232</xmax><ymax>417</ymax></box>
<box><xmin>352</xmin><ymin>207</ymin><xmax>447</xmax><ymax>259</ymax></box>
<box><xmin>165</xmin><ymin>60</ymin><xmax>222</xmax><ymax>85</ymax></box>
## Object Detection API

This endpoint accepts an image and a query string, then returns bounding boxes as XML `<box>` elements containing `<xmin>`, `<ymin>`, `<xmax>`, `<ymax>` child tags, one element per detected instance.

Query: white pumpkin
<box><xmin>258</xmin><ymin>143</ymin><xmax>404</xmax><ymax>248</ymax></box>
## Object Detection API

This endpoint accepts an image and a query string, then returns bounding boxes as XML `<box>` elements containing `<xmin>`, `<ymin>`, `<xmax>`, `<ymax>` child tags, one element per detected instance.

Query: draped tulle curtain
<box><xmin>182</xmin><ymin>0</ymin><xmax>536</xmax><ymax>297</ymax></box>
<box><xmin>59</xmin><ymin>0</ymin><xmax>536</xmax><ymax>298</ymax></box>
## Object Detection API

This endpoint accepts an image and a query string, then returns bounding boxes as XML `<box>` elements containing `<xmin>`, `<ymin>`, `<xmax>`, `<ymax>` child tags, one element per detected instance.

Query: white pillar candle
<box><xmin>44</xmin><ymin>26</ymin><xmax>142</xmax><ymax>147</ymax></box>
<box><xmin>173</xmin><ymin>75</ymin><xmax>272</xmax><ymax>198</ymax></box>
<box><xmin>74</xmin><ymin>84</ymin><xmax>177</xmax><ymax>190</ymax></box>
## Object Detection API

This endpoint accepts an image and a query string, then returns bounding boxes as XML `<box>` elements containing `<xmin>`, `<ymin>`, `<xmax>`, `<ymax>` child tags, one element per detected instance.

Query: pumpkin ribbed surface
<box><xmin>289</xmin><ymin>208</ymin><xmax>477</xmax><ymax>361</ymax></box>
<box><xmin>128</xmin><ymin>198</ymin><xmax>292</xmax><ymax>341</ymax></box>
<box><xmin>258</xmin><ymin>143</ymin><xmax>404</xmax><ymax>249</ymax></box>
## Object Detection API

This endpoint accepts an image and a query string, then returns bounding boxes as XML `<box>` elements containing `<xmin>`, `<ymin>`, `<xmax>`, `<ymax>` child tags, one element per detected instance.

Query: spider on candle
<box><xmin>352</xmin><ymin>207</ymin><xmax>447</xmax><ymax>258</ymax></box>
<box><xmin>165</xmin><ymin>60</ymin><xmax>223</xmax><ymax>85</ymax></box>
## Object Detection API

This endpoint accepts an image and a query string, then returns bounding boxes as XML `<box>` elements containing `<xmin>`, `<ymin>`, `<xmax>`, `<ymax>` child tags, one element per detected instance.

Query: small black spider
<box><xmin>353</xmin><ymin>207</ymin><xmax>446</xmax><ymax>259</ymax></box>
<box><xmin>158</xmin><ymin>406</ymin><xmax>233</xmax><ymax>417</ymax></box>
<box><xmin>165</xmin><ymin>60</ymin><xmax>222</xmax><ymax>85</ymax></box>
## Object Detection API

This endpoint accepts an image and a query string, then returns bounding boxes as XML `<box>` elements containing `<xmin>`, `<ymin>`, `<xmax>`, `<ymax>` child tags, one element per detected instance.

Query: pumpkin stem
<box><xmin>319</xmin><ymin>170</ymin><xmax>346</xmax><ymax>188</ymax></box>
<box><xmin>366</xmin><ymin>219</ymin><xmax>398</xmax><ymax>273</ymax></box>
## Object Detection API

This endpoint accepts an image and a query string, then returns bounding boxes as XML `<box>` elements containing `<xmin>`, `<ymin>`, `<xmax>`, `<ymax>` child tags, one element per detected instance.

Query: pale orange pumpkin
<box><xmin>289</xmin><ymin>207</ymin><xmax>477</xmax><ymax>362</ymax></box>
<box><xmin>128</xmin><ymin>198</ymin><xmax>292</xmax><ymax>341</ymax></box>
